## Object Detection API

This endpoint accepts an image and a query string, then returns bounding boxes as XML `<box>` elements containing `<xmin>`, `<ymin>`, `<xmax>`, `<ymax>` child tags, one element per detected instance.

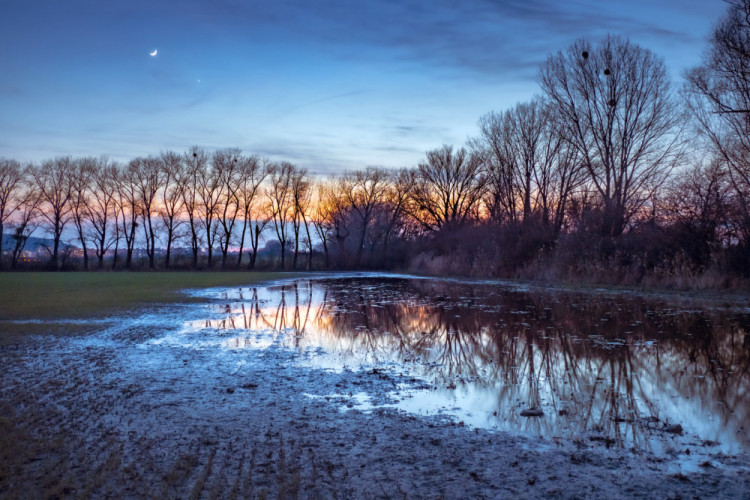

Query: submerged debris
<box><xmin>520</xmin><ymin>407</ymin><xmax>544</xmax><ymax>417</ymax></box>
<box><xmin>663</xmin><ymin>424</ymin><xmax>683</xmax><ymax>435</ymax></box>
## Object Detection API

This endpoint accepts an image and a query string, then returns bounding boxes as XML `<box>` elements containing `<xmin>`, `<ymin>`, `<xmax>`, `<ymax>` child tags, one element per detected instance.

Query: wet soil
<box><xmin>1</xmin><ymin>275</ymin><xmax>749</xmax><ymax>499</ymax></box>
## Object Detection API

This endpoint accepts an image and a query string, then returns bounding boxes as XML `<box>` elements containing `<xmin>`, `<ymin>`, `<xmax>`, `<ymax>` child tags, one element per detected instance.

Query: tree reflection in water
<box><xmin>187</xmin><ymin>278</ymin><xmax>750</xmax><ymax>452</ymax></box>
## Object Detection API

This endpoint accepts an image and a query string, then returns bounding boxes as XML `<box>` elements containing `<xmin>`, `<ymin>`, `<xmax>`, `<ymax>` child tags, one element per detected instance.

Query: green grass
<box><xmin>0</xmin><ymin>271</ymin><xmax>294</xmax><ymax>321</ymax></box>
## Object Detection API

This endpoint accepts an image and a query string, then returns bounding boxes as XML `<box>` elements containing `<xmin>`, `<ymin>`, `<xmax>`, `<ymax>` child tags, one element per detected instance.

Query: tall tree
<box><xmin>290</xmin><ymin>167</ymin><xmax>311</xmax><ymax>270</ymax></box>
<box><xmin>30</xmin><ymin>157</ymin><xmax>75</xmax><ymax>269</ymax></box>
<box><xmin>685</xmin><ymin>0</ymin><xmax>750</xmax><ymax>242</ymax></box>
<box><xmin>87</xmin><ymin>158</ymin><xmax>119</xmax><ymax>269</ymax></box>
<box><xmin>198</xmin><ymin>153</ymin><xmax>224</xmax><ymax>269</ymax></box>
<box><xmin>0</xmin><ymin>159</ymin><xmax>26</xmax><ymax>269</ymax></box>
<box><xmin>129</xmin><ymin>157</ymin><xmax>163</xmax><ymax>269</ymax></box>
<box><xmin>267</xmin><ymin>162</ymin><xmax>296</xmax><ymax>269</ymax></box>
<box><xmin>235</xmin><ymin>156</ymin><xmax>268</xmax><ymax>270</ymax></box>
<box><xmin>476</xmin><ymin>99</ymin><xmax>584</xmax><ymax>234</ymax></box>
<box><xmin>213</xmin><ymin>149</ymin><xmax>243</xmax><ymax>269</ymax></box>
<box><xmin>159</xmin><ymin>151</ymin><xmax>184</xmax><ymax>269</ymax></box>
<box><xmin>310</xmin><ymin>182</ymin><xmax>334</xmax><ymax>269</ymax></box>
<box><xmin>340</xmin><ymin>167</ymin><xmax>389</xmax><ymax>266</ymax></box>
<box><xmin>540</xmin><ymin>36</ymin><xmax>681</xmax><ymax>237</ymax></box>
<box><xmin>69</xmin><ymin>158</ymin><xmax>95</xmax><ymax>270</ymax></box>
<box><xmin>181</xmin><ymin>147</ymin><xmax>207</xmax><ymax>268</ymax></box>
<box><xmin>411</xmin><ymin>145</ymin><xmax>486</xmax><ymax>232</ymax></box>
<box><xmin>9</xmin><ymin>185</ymin><xmax>42</xmax><ymax>269</ymax></box>
<box><xmin>382</xmin><ymin>168</ymin><xmax>416</xmax><ymax>256</ymax></box>
<box><xmin>116</xmin><ymin>166</ymin><xmax>141</xmax><ymax>269</ymax></box>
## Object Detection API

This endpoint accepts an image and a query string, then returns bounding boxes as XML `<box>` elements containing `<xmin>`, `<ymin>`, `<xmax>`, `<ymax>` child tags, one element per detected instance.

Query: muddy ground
<box><xmin>1</xmin><ymin>279</ymin><xmax>749</xmax><ymax>499</ymax></box>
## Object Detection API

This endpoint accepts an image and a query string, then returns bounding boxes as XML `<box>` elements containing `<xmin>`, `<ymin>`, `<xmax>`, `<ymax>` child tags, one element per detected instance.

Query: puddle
<box><xmin>166</xmin><ymin>276</ymin><xmax>750</xmax><ymax>457</ymax></box>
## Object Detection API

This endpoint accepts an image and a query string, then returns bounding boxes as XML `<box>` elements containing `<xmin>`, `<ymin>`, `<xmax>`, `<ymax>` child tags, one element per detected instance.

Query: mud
<box><xmin>1</xmin><ymin>274</ymin><xmax>749</xmax><ymax>499</ymax></box>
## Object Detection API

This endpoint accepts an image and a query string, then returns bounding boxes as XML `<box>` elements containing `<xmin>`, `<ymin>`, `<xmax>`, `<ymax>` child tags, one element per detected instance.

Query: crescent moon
<box><xmin>149</xmin><ymin>49</ymin><xmax>158</xmax><ymax>56</ymax></box>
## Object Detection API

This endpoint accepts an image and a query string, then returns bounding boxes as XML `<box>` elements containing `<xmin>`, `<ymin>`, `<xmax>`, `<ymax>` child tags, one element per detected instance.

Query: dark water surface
<box><xmin>188</xmin><ymin>276</ymin><xmax>750</xmax><ymax>454</ymax></box>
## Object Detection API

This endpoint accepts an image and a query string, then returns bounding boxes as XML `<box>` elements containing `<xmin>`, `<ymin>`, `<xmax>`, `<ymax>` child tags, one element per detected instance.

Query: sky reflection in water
<box><xmin>184</xmin><ymin>277</ymin><xmax>750</xmax><ymax>454</ymax></box>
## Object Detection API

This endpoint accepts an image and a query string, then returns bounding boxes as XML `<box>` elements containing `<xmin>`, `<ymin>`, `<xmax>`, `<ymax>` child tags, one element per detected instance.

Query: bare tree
<box><xmin>475</xmin><ymin>111</ymin><xmax>520</xmax><ymax>224</ymax></box>
<box><xmin>325</xmin><ymin>181</ymin><xmax>355</xmax><ymax>268</ymax></box>
<box><xmin>0</xmin><ymin>159</ymin><xmax>26</xmax><ymax>269</ymax></box>
<box><xmin>116</xmin><ymin>166</ymin><xmax>141</xmax><ymax>269</ymax></box>
<box><xmin>128</xmin><ymin>157</ymin><xmax>163</xmax><ymax>269</ymax></box>
<box><xmin>339</xmin><ymin>167</ymin><xmax>390</xmax><ymax>266</ymax></box>
<box><xmin>311</xmin><ymin>181</ymin><xmax>336</xmax><ymax>269</ymax></box>
<box><xmin>9</xmin><ymin>186</ymin><xmax>42</xmax><ymax>269</ymax></box>
<box><xmin>30</xmin><ymin>157</ymin><xmax>75</xmax><ymax>269</ymax></box>
<box><xmin>267</xmin><ymin>162</ymin><xmax>296</xmax><ymax>269</ymax></box>
<box><xmin>69</xmin><ymin>158</ymin><xmax>95</xmax><ymax>270</ymax></box>
<box><xmin>87</xmin><ymin>158</ymin><xmax>119</xmax><ymax>269</ymax></box>
<box><xmin>198</xmin><ymin>153</ymin><xmax>225</xmax><ymax>269</ymax></box>
<box><xmin>213</xmin><ymin>149</ymin><xmax>243</xmax><ymax>269</ymax></box>
<box><xmin>158</xmin><ymin>151</ymin><xmax>184</xmax><ymax>269</ymax></box>
<box><xmin>475</xmin><ymin>99</ymin><xmax>584</xmax><ymax>234</ymax></box>
<box><xmin>382</xmin><ymin>168</ymin><xmax>416</xmax><ymax>255</ymax></box>
<box><xmin>290</xmin><ymin>167</ymin><xmax>311</xmax><ymax>270</ymax></box>
<box><xmin>181</xmin><ymin>147</ymin><xmax>208</xmax><ymax>268</ymax></box>
<box><xmin>411</xmin><ymin>145</ymin><xmax>486</xmax><ymax>232</ymax></box>
<box><xmin>540</xmin><ymin>36</ymin><xmax>681</xmax><ymax>237</ymax></box>
<box><xmin>0</xmin><ymin>167</ymin><xmax>42</xmax><ymax>269</ymax></box>
<box><xmin>235</xmin><ymin>156</ymin><xmax>268</xmax><ymax>270</ymax></box>
<box><xmin>685</xmin><ymin>0</ymin><xmax>750</xmax><ymax>240</ymax></box>
<box><xmin>478</xmin><ymin>101</ymin><xmax>545</xmax><ymax>223</ymax></box>
<box><xmin>663</xmin><ymin>159</ymin><xmax>733</xmax><ymax>247</ymax></box>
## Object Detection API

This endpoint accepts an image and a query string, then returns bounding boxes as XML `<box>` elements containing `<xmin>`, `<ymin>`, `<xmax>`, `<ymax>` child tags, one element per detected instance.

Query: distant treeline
<box><xmin>2</xmin><ymin>2</ymin><xmax>750</xmax><ymax>288</ymax></box>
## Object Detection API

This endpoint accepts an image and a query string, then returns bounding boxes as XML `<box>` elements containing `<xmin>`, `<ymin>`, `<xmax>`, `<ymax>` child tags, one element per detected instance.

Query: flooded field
<box><xmin>188</xmin><ymin>276</ymin><xmax>750</xmax><ymax>455</ymax></box>
<box><xmin>2</xmin><ymin>274</ymin><xmax>749</xmax><ymax>498</ymax></box>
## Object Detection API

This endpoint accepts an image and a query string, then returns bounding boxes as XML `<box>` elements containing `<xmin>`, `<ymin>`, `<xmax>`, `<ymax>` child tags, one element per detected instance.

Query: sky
<box><xmin>0</xmin><ymin>0</ymin><xmax>727</xmax><ymax>175</ymax></box>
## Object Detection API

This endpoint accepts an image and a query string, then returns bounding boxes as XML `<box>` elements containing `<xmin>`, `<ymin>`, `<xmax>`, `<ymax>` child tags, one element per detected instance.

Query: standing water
<box><xmin>180</xmin><ymin>276</ymin><xmax>750</xmax><ymax>456</ymax></box>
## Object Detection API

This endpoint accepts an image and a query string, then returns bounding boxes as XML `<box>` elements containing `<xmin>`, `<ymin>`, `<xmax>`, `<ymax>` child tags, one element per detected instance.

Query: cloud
<box><xmin>173</xmin><ymin>0</ymin><xmax>712</xmax><ymax>82</ymax></box>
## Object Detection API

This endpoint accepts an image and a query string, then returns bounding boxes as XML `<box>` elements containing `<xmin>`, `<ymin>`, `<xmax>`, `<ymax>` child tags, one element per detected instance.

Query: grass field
<box><xmin>0</xmin><ymin>271</ymin><xmax>293</xmax><ymax>321</ymax></box>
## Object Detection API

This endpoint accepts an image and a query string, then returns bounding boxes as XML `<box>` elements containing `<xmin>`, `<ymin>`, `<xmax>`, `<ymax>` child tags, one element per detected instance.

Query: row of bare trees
<box><xmin>0</xmin><ymin>136</ymin><xmax>578</xmax><ymax>271</ymax></box>
<box><xmin>3</xmin><ymin>1</ymin><xmax>750</xmax><ymax>280</ymax></box>
<box><xmin>0</xmin><ymin>148</ymin><xmax>426</xmax><ymax>270</ymax></box>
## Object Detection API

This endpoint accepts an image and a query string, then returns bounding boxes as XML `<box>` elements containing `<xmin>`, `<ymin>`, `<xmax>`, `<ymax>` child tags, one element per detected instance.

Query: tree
<box><xmin>9</xmin><ymin>185</ymin><xmax>42</xmax><ymax>269</ymax></box>
<box><xmin>69</xmin><ymin>158</ymin><xmax>95</xmax><ymax>270</ymax></box>
<box><xmin>198</xmin><ymin>152</ymin><xmax>224</xmax><ymax>269</ymax></box>
<box><xmin>158</xmin><ymin>151</ymin><xmax>184</xmax><ymax>269</ymax></box>
<box><xmin>411</xmin><ymin>145</ymin><xmax>486</xmax><ymax>232</ymax></box>
<box><xmin>30</xmin><ymin>157</ymin><xmax>75</xmax><ymax>269</ymax></box>
<box><xmin>662</xmin><ymin>159</ymin><xmax>732</xmax><ymax>261</ymax></box>
<box><xmin>213</xmin><ymin>149</ymin><xmax>243</xmax><ymax>269</ymax></box>
<box><xmin>290</xmin><ymin>167</ymin><xmax>312</xmax><ymax>270</ymax></box>
<box><xmin>129</xmin><ymin>157</ymin><xmax>163</xmax><ymax>269</ymax></box>
<box><xmin>340</xmin><ymin>167</ymin><xmax>389</xmax><ymax>266</ymax></box>
<box><xmin>311</xmin><ymin>182</ymin><xmax>336</xmax><ymax>268</ymax></box>
<box><xmin>235</xmin><ymin>156</ymin><xmax>268</xmax><ymax>270</ymax></box>
<box><xmin>181</xmin><ymin>147</ymin><xmax>207</xmax><ymax>268</ymax></box>
<box><xmin>475</xmin><ymin>98</ymin><xmax>584</xmax><ymax>234</ymax></box>
<box><xmin>685</xmin><ymin>0</ymin><xmax>750</xmax><ymax>241</ymax></box>
<box><xmin>87</xmin><ymin>158</ymin><xmax>119</xmax><ymax>269</ymax></box>
<box><xmin>379</xmin><ymin>168</ymin><xmax>415</xmax><ymax>259</ymax></box>
<box><xmin>540</xmin><ymin>36</ymin><xmax>681</xmax><ymax>237</ymax></box>
<box><xmin>0</xmin><ymin>159</ymin><xmax>26</xmax><ymax>268</ymax></box>
<box><xmin>115</xmin><ymin>166</ymin><xmax>140</xmax><ymax>269</ymax></box>
<box><xmin>267</xmin><ymin>162</ymin><xmax>296</xmax><ymax>269</ymax></box>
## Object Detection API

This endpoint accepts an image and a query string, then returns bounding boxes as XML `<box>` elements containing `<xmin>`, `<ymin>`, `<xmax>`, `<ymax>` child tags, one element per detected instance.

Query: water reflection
<box><xmin>186</xmin><ymin>278</ymin><xmax>750</xmax><ymax>453</ymax></box>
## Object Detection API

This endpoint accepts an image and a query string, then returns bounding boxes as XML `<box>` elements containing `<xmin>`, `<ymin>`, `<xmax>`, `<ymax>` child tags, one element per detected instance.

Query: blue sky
<box><xmin>0</xmin><ymin>0</ymin><xmax>726</xmax><ymax>174</ymax></box>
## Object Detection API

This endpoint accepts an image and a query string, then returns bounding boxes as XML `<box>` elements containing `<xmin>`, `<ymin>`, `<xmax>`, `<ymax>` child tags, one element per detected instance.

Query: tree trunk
<box><xmin>236</xmin><ymin>219</ymin><xmax>247</xmax><ymax>270</ymax></box>
<box><xmin>165</xmin><ymin>228</ymin><xmax>173</xmax><ymax>269</ymax></box>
